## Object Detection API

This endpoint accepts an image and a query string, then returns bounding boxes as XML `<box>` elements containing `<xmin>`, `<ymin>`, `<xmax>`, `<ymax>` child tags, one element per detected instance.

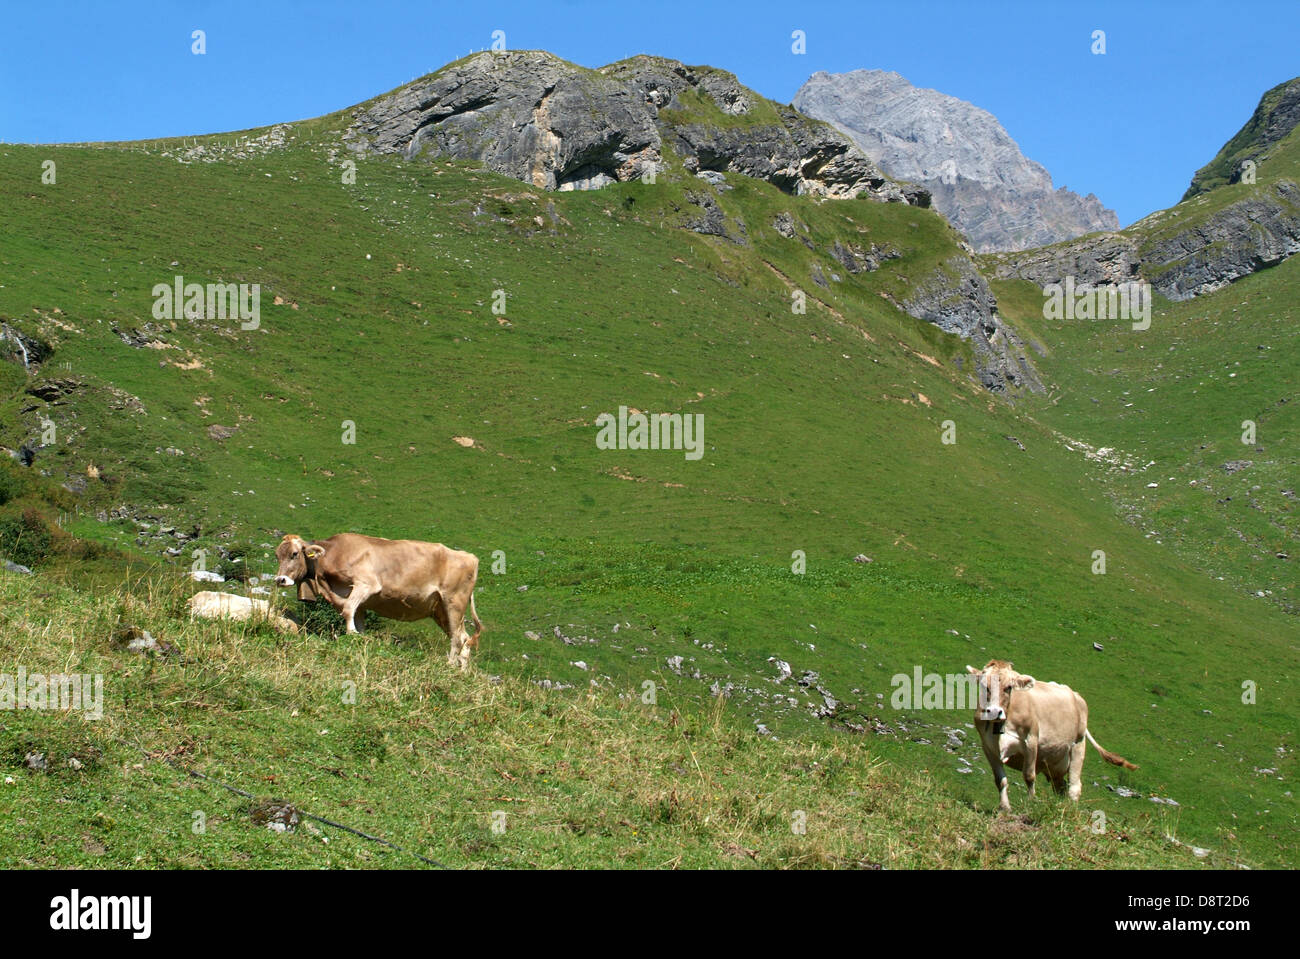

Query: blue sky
<box><xmin>2</xmin><ymin>1</ymin><xmax>1296</xmax><ymax>225</ymax></box>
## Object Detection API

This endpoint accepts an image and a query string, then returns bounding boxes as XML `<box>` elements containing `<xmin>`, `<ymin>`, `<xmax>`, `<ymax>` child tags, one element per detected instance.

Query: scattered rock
<box><xmin>207</xmin><ymin>424</ymin><xmax>239</xmax><ymax>441</ymax></box>
<box><xmin>767</xmin><ymin>658</ymin><xmax>792</xmax><ymax>682</ymax></box>
<box><xmin>249</xmin><ymin>800</ymin><xmax>301</xmax><ymax>833</ymax></box>
<box><xmin>25</xmin><ymin>378</ymin><xmax>82</xmax><ymax>402</ymax></box>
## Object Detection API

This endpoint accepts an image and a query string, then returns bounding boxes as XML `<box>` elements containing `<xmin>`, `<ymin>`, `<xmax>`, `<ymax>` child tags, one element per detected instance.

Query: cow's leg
<box><xmin>446</xmin><ymin>607</ymin><xmax>470</xmax><ymax>670</ymax></box>
<box><xmin>979</xmin><ymin>733</ymin><xmax>1011</xmax><ymax>812</ymax></box>
<box><xmin>340</xmin><ymin>581</ymin><xmax>379</xmax><ymax>634</ymax></box>
<box><xmin>455</xmin><ymin>625</ymin><xmax>474</xmax><ymax>671</ymax></box>
<box><xmin>1067</xmin><ymin>739</ymin><xmax>1086</xmax><ymax>802</ymax></box>
<box><xmin>993</xmin><ymin>758</ymin><xmax>1011</xmax><ymax>811</ymax></box>
<box><xmin>1021</xmin><ymin>740</ymin><xmax>1038</xmax><ymax>799</ymax></box>
<box><xmin>431</xmin><ymin>596</ymin><xmax>451</xmax><ymax>638</ymax></box>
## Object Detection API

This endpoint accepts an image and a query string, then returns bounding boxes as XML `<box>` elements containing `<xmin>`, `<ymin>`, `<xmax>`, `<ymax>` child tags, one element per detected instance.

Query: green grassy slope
<box><xmin>0</xmin><ymin>98</ymin><xmax>1295</xmax><ymax>867</ymax></box>
<box><xmin>1183</xmin><ymin>77</ymin><xmax>1300</xmax><ymax>199</ymax></box>
<box><xmin>0</xmin><ymin>572</ymin><xmax>1201</xmax><ymax>869</ymax></box>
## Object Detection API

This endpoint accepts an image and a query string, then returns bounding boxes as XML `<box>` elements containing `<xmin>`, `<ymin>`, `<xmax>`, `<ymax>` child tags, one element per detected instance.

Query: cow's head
<box><xmin>274</xmin><ymin>534</ymin><xmax>325</xmax><ymax>587</ymax></box>
<box><xmin>965</xmin><ymin>660</ymin><xmax>1034</xmax><ymax>723</ymax></box>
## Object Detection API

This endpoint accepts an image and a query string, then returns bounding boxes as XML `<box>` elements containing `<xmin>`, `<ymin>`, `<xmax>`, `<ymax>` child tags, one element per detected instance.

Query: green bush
<box><xmin>294</xmin><ymin>600</ymin><xmax>376</xmax><ymax>638</ymax></box>
<box><xmin>0</xmin><ymin>507</ymin><xmax>53</xmax><ymax>567</ymax></box>
<box><xmin>0</xmin><ymin>462</ymin><xmax>26</xmax><ymax>507</ymax></box>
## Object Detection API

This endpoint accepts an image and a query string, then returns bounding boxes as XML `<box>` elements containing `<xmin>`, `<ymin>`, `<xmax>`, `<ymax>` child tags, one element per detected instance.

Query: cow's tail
<box><xmin>1086</xmin><ymin>729</ymin><xmax>1137</xmax><ymax>770</ymax></box>
<box><xmin>467</xmin><ymin>591</ymin><xmax>484</xmax><ymax>648</ymax></box>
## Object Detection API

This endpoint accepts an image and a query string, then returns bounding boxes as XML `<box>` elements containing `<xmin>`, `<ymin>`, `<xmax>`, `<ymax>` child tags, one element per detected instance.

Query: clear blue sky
<box><xmin>2</xmin><ymin>1</ymin><xmax>1296</xmax><ymax>225</ymax></box>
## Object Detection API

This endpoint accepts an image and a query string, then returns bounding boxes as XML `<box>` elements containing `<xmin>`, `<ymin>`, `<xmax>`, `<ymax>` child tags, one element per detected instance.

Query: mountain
<box><xmin>987</xmin><ymin>75</ymin><xmax>1300</xmax><ymax>301</ymax></box>
<box><xmin>343</xmin><ymin>51</ymin><xmax>1035</xmax><ymax>393</ymax></box>
<box><xmin>1</xmin><ymin>54</ymin><xmax>1297</xmax><ymax>869</ymax></box>
<box><xmin>793</xmin><ymin>70</ymin><xmax>1119</xmax><ymax>253</ymax></box>
<box><xmin>348</xmin><ymin>52</ymin><xmax>929</xmax><ymax>204</ymax></box>
<box><xmin>1184</xmin><ymin>77</ymin><xmax>1300</xmax><ymax>199</ymax></box>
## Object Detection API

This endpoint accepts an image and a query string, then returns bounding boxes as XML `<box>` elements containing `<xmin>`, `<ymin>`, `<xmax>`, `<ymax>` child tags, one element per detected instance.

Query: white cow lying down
<box><xmin>187</xmin><ymin>591</ymin><xmax>299</xmax><ymax>634</ymax></box>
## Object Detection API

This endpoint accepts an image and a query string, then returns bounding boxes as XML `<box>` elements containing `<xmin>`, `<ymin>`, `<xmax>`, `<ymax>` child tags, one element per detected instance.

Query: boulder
<box><xmin>187</xmin><ymin>591</ymin><xmax>299</xmax><ymax>633</ymax></box>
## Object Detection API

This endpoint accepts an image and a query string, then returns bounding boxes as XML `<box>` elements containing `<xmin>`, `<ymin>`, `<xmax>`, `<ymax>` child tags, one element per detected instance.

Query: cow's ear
<box><xmin>965</xmin><ymin>665</ymin><xmax>979</xmax><ymax>675</ymax></box>
<box><xmin>1015</xmin><ymin>674</ymin><xmax>1036</xmax><ymax>689</ymax></box>
<box><xmin>305</xmin><ymin>544</ymin><xmax>326</xmax><ymax>560</ymax></box>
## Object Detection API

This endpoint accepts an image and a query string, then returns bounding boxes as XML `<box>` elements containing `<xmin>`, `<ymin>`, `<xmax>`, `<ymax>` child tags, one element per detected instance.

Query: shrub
<box><xmin>294</xmin><ymin>600</ymin><xmax>377</xmax><ymax>638</ymax></box>
<box><xmin>0</xmin><ymin>507</ymin><xmax>54</xmax><ymax>567</ymax></box>
<box><xmin>0</xmin><ymin>462</ymin><xmax>25</xmax><ymax>507</ymax></box>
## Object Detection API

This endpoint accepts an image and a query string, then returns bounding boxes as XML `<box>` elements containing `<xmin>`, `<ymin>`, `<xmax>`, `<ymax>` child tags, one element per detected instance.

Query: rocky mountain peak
<box><xmin>344</xmin><ymin>51</ymin><xmax>927</xmax><ymax>205</ymax></box>
<box><xmin>793</xmin><ymin>69</ymin><xmax>1118</xmax><ymax>252</ymax></box>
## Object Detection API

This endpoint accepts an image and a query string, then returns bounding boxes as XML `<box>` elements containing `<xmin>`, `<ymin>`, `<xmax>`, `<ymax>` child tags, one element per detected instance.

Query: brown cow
<box><xmin>965</xmin><ymin>660</ymin><xmax>1136</xmax><ymax>811</ymax></box>
<box><xmin>274</xmin><ymin>533</ymin><xmax>483</xmax><ymax>669</ymax></box>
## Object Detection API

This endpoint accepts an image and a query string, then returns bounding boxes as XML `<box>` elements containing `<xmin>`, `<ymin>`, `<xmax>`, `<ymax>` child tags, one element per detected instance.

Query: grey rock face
<box><xmin>1142</xmin><ymin>180</ymin><xmax>1300</xmax><ymax>300</ymax></box>
<box><xmin>989</xmin><ymin>179</ymin><xmax>1300</xmax><ymax>301</ymax></box>
<box><xmin>681</xmin><ymin>190</ymin><xmax>747</xmax><ymax>244</ymax></box>
<box><xmin>901</xmin><ymin>257</ymin><xmax>1044</xmax><ymax>394</ymax></box>
<box><xmin>793</xmin><ymin>70</ymin><xmax>1118</xmax><ymax>252</ymax></box>
<box><xmin>828</xmin><ymin>239</ymin><xmax>899</xmax><ymax>275</ymax></box>
<box><xmin>985</xmin><ymin>231</ymin><xmax>1141</xmax><ymax>289</ymax></box>
<box><xmin>348</xmin><ymin>51</ymin><xmax>661</xmax><ymax>191</ymax></box>
<box><xmin>346</xmin><ymin>52</ymin><xmax>918</xmax><ymax>204</ymax></box>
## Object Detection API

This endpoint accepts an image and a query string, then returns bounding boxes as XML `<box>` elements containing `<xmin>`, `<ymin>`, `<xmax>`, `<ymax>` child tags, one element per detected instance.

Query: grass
<box><xmin>0</xmin><ymin>573</ymin><xmax>1207</xmax><ymax>869</ymax></box>
<box><xmin>0</xmin><ymin>72</ymin><xmax>1296</xmax><ymax>868</ymax></box>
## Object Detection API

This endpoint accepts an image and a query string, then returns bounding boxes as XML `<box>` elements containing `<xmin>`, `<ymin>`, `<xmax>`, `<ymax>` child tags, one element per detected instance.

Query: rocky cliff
<box><xmin>345</xmin><ymin>52</ymin><xmax>925</xmax><ymax>205</ymax></box>
<box><xmin>793</xmin><ymin>70</ymin><xmax>1118</xmax><ymax>253</ymax></box>
<box><xmin>901</xmin><ymin>256</ymin><xmax>1043</xmax><ymax>394</ymax></box>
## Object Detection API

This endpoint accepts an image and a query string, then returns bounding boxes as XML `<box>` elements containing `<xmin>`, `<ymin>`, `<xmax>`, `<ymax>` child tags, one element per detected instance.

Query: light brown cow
<box><xmin>965</xmin><ymin>660</ymin><xmax>1136</xmax><ymax>811</ymax></box>
<box><xmin>274</xmin><ymin>532</ymin><xmax>483</xmax><ymax>669</ymax></box>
